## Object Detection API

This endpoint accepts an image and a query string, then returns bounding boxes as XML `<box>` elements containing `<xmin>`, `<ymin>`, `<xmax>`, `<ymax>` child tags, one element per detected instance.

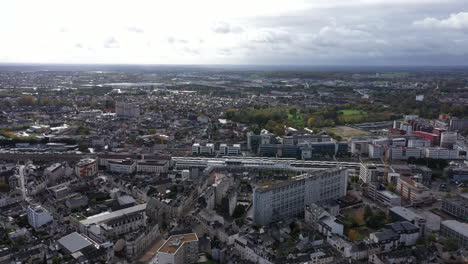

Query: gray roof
<box><xmin>441</xmin><ymin>220</ymin><xmax>468</xmax><ymax>237</ymax></box>
<box><xmin>57</xmin><ymin>232</ymin><xmax>93</xmax><ymax>253</ymax></box>
<box><xmin>80</xmin><ymin>203</ymin><xmax>146</xmax><ymax>226</ymax></box>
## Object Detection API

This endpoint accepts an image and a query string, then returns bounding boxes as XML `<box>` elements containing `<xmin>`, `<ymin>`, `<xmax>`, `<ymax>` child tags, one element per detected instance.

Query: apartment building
<box><xmin>27</xmin><ymin>205</ymin><xmax>53</xmax><ymax>229</ymax></box>
<box><xmin>192</xmin><ymin>143</ymin><xmax>214</xmax><ymax>155</ymax></box>
<box><xmin>136</xmin><ymin>160</ymin><xmax>169</xmax><ymax>174</ymax></box>
<box><xmin>156</xmin><ymin>233</ymin><xmax>199</xmax><ymax>264</ymax></box>
<box><xmin>219</xmin><ymin>144</ymin><xmax>241</xmax><ymax>155</ymax></box>
<box><xmin>359</xmin><ymin>163</ymin><xmax>385</xmax><ymax>184</ymax></box>
<box><xmin>396</xmin><ymin>177</ymin><xmax>431</xmax><ymax>205</ymax></box>
<box><xmin>253</xmin><ymin>168</ymin><xmax>347</xmax><ymax>225</ymax></box>
<box><xmin>75</xmin><ymin>158</ymin><xmax>98</xmax><ymax>178</ymax></box>
<box><xmin>115</xmin><ymin>102</ymin><xmax>140</xmax><ymax>117</ymax></box>
<box><xmin>107</xmin><ymin>159</ymin><xmax>136</xmax><ymax>174</ymax></box>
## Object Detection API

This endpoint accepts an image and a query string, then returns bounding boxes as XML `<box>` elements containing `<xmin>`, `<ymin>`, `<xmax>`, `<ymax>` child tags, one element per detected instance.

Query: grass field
<box><xmin>325</xmin><ymin>126</ymin><xmax>372</xmax><ymax>139</ymax></box>
<box><xmin>338</xmin><ymin>109</ymin><xmax>367</xmax><ymax>115</ymax></box>
<box><xmin>287</xmin><ymin>109</ymin><xmax>305</xmax><ymax>127</ymax></box>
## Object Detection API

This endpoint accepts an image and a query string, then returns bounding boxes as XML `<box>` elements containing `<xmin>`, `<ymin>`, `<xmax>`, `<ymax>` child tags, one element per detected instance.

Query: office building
<box><xmin>449</xmin><ymin>119</ymin><xmax>468</xmax><ymax>132</ymax></box>
<box><xmin>156</xmin><ymin>233</ymin><xmax>199</xmax><ymax>264</ymax></box>
<box><xmin>192</xmin><ymin>143</ymin><xmax>214</xmax><ymax>155</ymax></box>
<box><xmin>444</xmin><ymin>166</ymin><xmax>468</xmax><ymax>183</ymax></box>
<box><xmin>424</xmin><ymin>148</ymin><xmax>460</xmax><ymax>159</ymax></box>
<box><xmin>359</xmin><ymin>163</ymin><xmax>385</xmax><ymax>184</ymax></box>
<box><xmin>219</xmin><ymin>144</ymin><xmax>241</xmax><ymax>155</ymax></box>
<box><xmin>107</xmin><ymin>159</ymin><xmax>136</xmax><ymax>174</ymax></box>
<box><xmin>253</xmin><ymin>168</ymin><xmax>347</xmax><ymax>225</ymax></box>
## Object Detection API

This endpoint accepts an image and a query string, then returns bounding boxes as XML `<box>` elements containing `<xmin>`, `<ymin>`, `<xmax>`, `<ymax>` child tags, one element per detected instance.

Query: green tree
<box><xmin>443</xmin><ymin>237</ymin><xmax>459</xmax><ymax>252</ymax></box>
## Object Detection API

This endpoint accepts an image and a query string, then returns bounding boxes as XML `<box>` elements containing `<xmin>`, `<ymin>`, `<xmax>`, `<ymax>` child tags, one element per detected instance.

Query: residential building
<box><xmin>27</xmin><ymin>204</ymin><xmax>53</xmax><ymax>229</ymax></box>
<box><xmin>449</xmin><ymin>119</ymin><xmax>468</xmax><ymax>132</ymax></box>
<box><xmin>396</xmin><ymin>177</ymin><xmax>431</xmax><ymax>205</ymax></box>
<box><xmin>389</xmin><ymin>147</ymin><xmax>421</xmax><ymax>160</ymax></box>
<box><xmin>136</xmin><ymin>160</ymin><xmax>169</xmax><ymax>174</ymax></box>
<box><xmin>369</xmin><ymin>221</ymin><xmax>419</xmax><ymax>252</ymax></box>
<box><xmin>156</xmin><ymin>233</ymin><xmax>199</xmax><ymax>264</ymax></box>
<box><xmin>444</xmin><ymin>166</ymin><xmax>468</xmax><ymax>183</ymax></box>
<box><xmin>359</xmin><ymin>163</ymin><xmax>385</xmax><ymax>184</ymax></box>
<box><xmin>424</xmin><ymin>148</ymin><xmax>460</xmax><ymax>159</ymax></box>
<box><xmin>75</xmin><ymin>158</ymin><xmax>98</xmax><ymax>178</ymax></box>
<box><xmin>253</xmin><ymin>168</ymin><xmax>347</xmax><ymax>225</ymax></box>
<box><xmin>305</xmin><ymin>204</ymin><xmax>344</xmax><ymax>236</ymax></box>
<box><xmin>440</xmin><ymin>220</ymin><xmax>468</xmax><ymax>249</ymax></box>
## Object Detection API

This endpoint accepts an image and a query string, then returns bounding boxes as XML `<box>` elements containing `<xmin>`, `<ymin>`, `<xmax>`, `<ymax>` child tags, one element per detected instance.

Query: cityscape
<box><xmin>1</xmin><ymin>0</ymin><xmax>468</xmax><ymax>264</ymax></box>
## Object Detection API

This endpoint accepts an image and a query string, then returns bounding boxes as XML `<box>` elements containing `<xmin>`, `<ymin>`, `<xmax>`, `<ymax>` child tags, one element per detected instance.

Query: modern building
<box><xmin>441</xmin><ymin>194</ymin><xmax>468</xmax><ymax>220</ymax></box>
<box><xmin>219</xmin><ymin>144</ymin><xmax>241</xmax><ymax>155</ymax></box>
<box><xmin>253</xmin><ymin>168</ymin><xmax>348</xmax><ymax>225</ymax></box>
<box><xmin>136</xmin><ymin>160</ymin><xmax>169</xmax><ymax>174</ymax></box>
<box><xmin>192</xmin><ymin>143</ymin><xmax>214</xmax><ymax>155</ymax></box>
<box><xmin>444</xmin><ymin>166</ymin><xmax>468</xmax><ymax>183</ymax></box>
<box><xmin>424</xmin><ymin>148</ymin><xmax>460</xmax><ymax>160</ymax></box>
<box><xmin>156</xmin><ymin>233</ymin><xmax>199</xmax><ymax>264</ymax></box>
<box><xmin>115</xmin><ymin>102</ymin><xmax>140</xmax><ymax>118</ymax></box>
<box><xmin>440</xmin><ymin>132</ymin><xmax>457</xmax><ymax>149</ymax></box>
<box><xmin>107</xmin><ymin>159</ymin><xmax>136</xmax><ymax>174</ymax></box>
<box><xmin>369</xmin><ymin>221</ymin><xmax>419</xmax><ymax>252</ymax></box>
<box><xmin>389</xmin><ymin>147</ymin><xmax>421</xmax><ymax>160</ymax></box>
<box><xmin>305</xmin><ymin>204</ymin><xmax>343</xmax><ymax>236</ymax></box>
<box><xmin>449</xmin><ymin>119</ymin><xmax>468</xmax><ymax>132</ymax></box>
<box><xmin>396</xmin><ymin>177</ymin><xmax>431</xmax><ymax>205</ymax></box>
<box><xmin>258</xmin><ymin>144</ymin><xmax>301</xmax><ymax>158</ymax></box>
<box><xmin>440</xmin><ymin>220</ymin><xmax>468</xmax><ymax>249</ymax></box>
<box><xmin>359</xmin><ymin>163</ymin><xmax>385</xmax><ymax>184</ymax></box>
<box><xmin>75</xmin><ymin>158</ymin><xmax>98</xmax><ymax>178</ymax></box>
<box><xmin>27</xmin><ymin>205</ymin><xmax>53</xmax><ymax>229</ymax></box>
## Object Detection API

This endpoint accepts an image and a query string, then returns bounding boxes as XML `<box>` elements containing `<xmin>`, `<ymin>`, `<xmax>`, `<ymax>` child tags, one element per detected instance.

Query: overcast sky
<box><xmin>1</xmin><ymin>0</ymin><xmax>468</xmax><ymax>65</ymax></box>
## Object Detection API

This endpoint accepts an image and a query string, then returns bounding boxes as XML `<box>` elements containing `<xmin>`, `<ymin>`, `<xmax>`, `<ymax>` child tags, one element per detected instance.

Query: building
<box><xmin>389</xmin><ymin>147</ymin><xmax>421</xmax><ymax>160</ymax></box>
<box><xmin>219</xmin><ymin>144</ymin><xmax>241</xmax><ymax>155</ymax></box>
<box><xmin>115</xmin><ymin>102</ymin><xmax>140</xmax><ymax>117</ymax></box>
<box><xmin>359</xmin><ymin>163</ymin><xmax>385</xmax><ymax>184</ymax></box>
<box><xmin>75</xmin><ymin>158</ymin><xmax>98</xmax><ymax>178</ymax></box>
<box><xmin>27</xmin><ymin>205</ymin><xmax>53</xmax><ymax>229</ymax></box>
<box><xmin>440</xmin><ymin>132</ymin><xmax>457</xmax><ymax>149</ymax></box>
<box><xmin>192</xmin><ymin>143</ymin><xmax>214</xmax><ymax>155</ymax></box>
<box><xmin>375</xmin><ymin>190</ymin><xmax>401</xmax><ymax>207</ymax></box>
<box><xmin>258</xmin><ymin>144</ymin><xmax>301</xmax><ymax>158</ymax></box>
<box><xmin>389</xmin><ymin>206</ymin><xmax>427</xmax><ymax>236</ymax></box>
<box><xmin>156</xmin><ymin>233</ymin><xmax>198</xmax><ymax>264</ymax></box>
<box><xmin>305</xmin><ymin>204</ymin><xmax>343</xmax><ymax>236</ymax></box>
<box><xmin>78</xmin><ymin>204</ymin><xmax>147</xmax><ymax>242</ymax></box>
<box><xmin>449</xmin><ymin>119</ymin><xmax>468</xmax><ymax>132</ymax></box>
<box><xmin>107</xmin><ymin>159</ymin><xmax>136</xmax><ymax>174</ymax></box>
<box><xmin>412</xmin><ymin>131</ymin><xmax>439</xmax><ymax>146</ymax></box>
<box><xmin>369</xmin><ymin>221</ymin><xmax>419</xmax><ymax>252</ymax></box>
<box><xmin>57</xmin><ymin>232</ymin><xmax>94</xmax><ymax>254</ymax></box>
<box><xmin>440</xmin><ymin>220</ymin><xmax>468</xmax><ymax>249</ymax></box>
<box><xmin>253</xmin><ymin>168</ymin><xmax>347</xmax><ymax>225</ymax></box>
<box><xmin>396</xmin><ymin>177</ymin><xmax>431</xmax><ymax>205</ymax></box>
<box><xmin>407</xmin><ymin>138</ymin><xmax>430</xmax><ymax>148</ymax></box>
<box><xmin>441</xmin><ymin>194</ymin><xmax>468</xmax><ymax>220</ymax></box>
<box><xmin>444</xmin><ymin>166</ymin><xmax>468</xmax><ymax>183</ymax></box>
<box><xmin>136</xmin><ymin>160</ymin><xmax>169</xmax><ymax>174</ymax></box>
<box><xmin>424</xmin><ymin>148</ymin><xmax>460</xmax><ymax>159</ymax></box>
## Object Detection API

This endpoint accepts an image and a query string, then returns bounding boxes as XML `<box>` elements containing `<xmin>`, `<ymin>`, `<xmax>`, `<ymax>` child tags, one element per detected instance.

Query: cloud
<box><xmin>212</xmin><ymin>22</ymin><xmax>243</xmax><ymax>34</ymax></box>
<box><xmin>104</xmin><ymin>37</ymin><xmax>119</xmax><ymax>48</ymax></box>
<box><xmin>75</xmin><ymin>43</ymin><xmax>83</xmax><ymax>49</ymax></box>
<box><xmin>413</xmin><ymin>12</ymin><xmax>468</xmax><ymax>30</ymax></box>
<box><xmin>127</xmin><ymin>26</ymin><xmax>144</xmax><ymax>33</ymax></box>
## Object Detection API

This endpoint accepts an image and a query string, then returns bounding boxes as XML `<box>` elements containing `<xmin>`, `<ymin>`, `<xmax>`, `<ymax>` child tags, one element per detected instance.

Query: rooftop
<box><xmin>442</xmin><ymin>220</ymin><xmax>468</xmax><ymax>237</ymax></box>
<box><xmin>158</xmin><ymin>233</ymin><xmax>198</xmax><ymax>255</ymax></box>
<box><xmin>57</xmin><ymin>232</ymin><xmax>93</xmax><ymax>253</ymax></box>
<box><xmin>80</xmin><ymin>203</ymin><xmax>146</xmax><ymax>226</ymax></box>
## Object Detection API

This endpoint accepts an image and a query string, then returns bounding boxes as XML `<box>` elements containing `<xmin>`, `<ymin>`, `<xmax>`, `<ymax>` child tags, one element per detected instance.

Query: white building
<box><xmin>192</xmin><ymin>143</ymin><xmax>214</xmax><ymax>155</ymax></box>
<box><xmin>75</xmin><ymin>158</ymin><xmax>98</xmax><ymax>178</ymax></box>
<box><xmin>359</xmin><ymin>163</ymin><xmax>385</xmax><ymax>183</ymax></box>
<box><xmin>107</xmin><ymin>159</ymin><xmax>136</xmax><ymax>174</ymax></box>
<box><xmin>219</xmin><ymin>144</ymin><xmax>241</xmax><ymax>155</ymax></box>
<box><xmin>115</xmin><ymin>102</ymin><xmax>140</xmax><ymax>118</ymax></box>
<box><xmin>27</xmin><ymin>205</ymin><xmax>53</xmax><ymax>229</ymax></box>
<box><xmin>424</xmin><ymin>148</ymin><xmax>460</xmax><ymax>159</ymax></box>
<box><xmin>136</xmin><ymin>160</ymin><xmax>169</xmax><ymax>174</ymax></box>
<box><xmin>440</xmin><ymin>220</ymin><xmax>468</xmax><ymax>249</ymax></box>
<box><xmin>156</xmin><ymin>233</ymin><xmax>198</xmax><ymax>264</ymax></box>
<box><xmin>407</xmin><ymin>139</ymin><xmax>430</xmax><ymax>148</ymax></box>
<box><xmin>389</xmin><ymin>147</ymin><xmax>421</xmax><ymax>160</ymax></box>
<box><xmin>253</xmin><ymin>168</ymin><xmax>347</xmax><ymax>225</ymax></box>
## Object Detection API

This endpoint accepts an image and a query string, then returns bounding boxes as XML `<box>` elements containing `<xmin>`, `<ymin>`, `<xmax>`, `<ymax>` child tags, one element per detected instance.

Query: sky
<box><xmin>1</xmin><ymin>0</ymin><xmax>468</xmax><ymax>65</ymax></box>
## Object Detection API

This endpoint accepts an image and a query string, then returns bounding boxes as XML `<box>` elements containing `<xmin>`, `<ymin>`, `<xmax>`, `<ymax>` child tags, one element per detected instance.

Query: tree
<box><xmin>232</xmin><ymin>205</ymin><xmax>246</xmax><ymax>218</ymax></box>
<box><xmin>17</xmin><ymin>95</ymin><xmax>36</xmax><ymax>106</ymax></box>
<box><xmin>364</xmin><ymin>206</ymin><xmax>373</xmax><ymax>220</ymax></box>
<box><xmin>348</xmin><ymin>229</ymin><xmax>359</xmax><ymax>241</ymax></box>
<box><xmin>443</xmin><ymin>237</ymin><xmax>459</xmax><ymax>252</ymax></box>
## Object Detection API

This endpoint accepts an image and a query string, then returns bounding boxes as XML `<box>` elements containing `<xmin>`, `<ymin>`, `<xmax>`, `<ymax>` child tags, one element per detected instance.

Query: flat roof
<box><xmin>57</xmin><ymin>232</ymin><xmax>93</xmax><ymax>253</ymax></box>
<box><xmin>80</xmin><ymin>203</ymin><xmax>146</xmax><ymax>226</ymax></box>
<box><xmin>442</xmin><ymin>220</ymin><xmax>468</xmax><ymax>237</ymax></box>
<box><xmin>158</xmin><ymin>233</ymin><xmax>198</xmax><ymax>255</ymax></box>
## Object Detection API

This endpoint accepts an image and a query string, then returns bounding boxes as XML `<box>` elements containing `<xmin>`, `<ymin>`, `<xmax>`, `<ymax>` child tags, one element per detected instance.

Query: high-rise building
<box><xmin>253</xmin><ymin>168</ymin><xmax>348</xmax><ymax>225</ymax></box>
<box><xmin>75</xmin><ymin>158</ymin><xmax>98</xmax><ymax>178</ymax></box>
<box><xmin>27</xmin><ymin>204</ymin><xmax>53</xmax><ymax>229</ymax></box>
